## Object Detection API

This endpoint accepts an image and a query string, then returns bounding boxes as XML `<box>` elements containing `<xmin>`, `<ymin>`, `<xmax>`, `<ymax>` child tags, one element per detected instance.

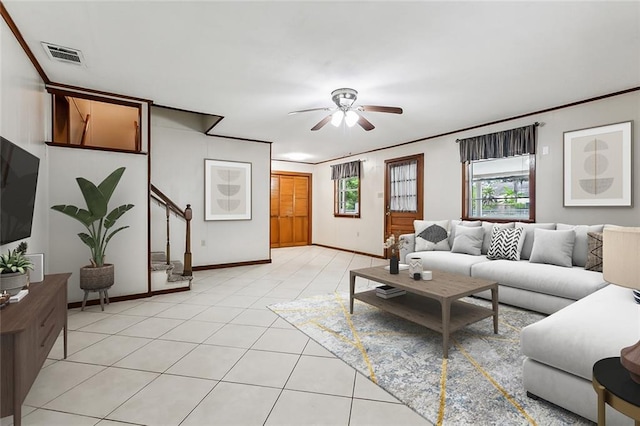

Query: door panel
<box><xmin>270</xmin><ymin>216</ymin><xmax>279</xmax><ymax>246</ymax></box>
<box><xmin>270</xmin><ymin>172</ymin><xmax>311</xmax><ymax>248</ymax></box>
<box><xmin>384</xmin><ymin>154</ymin><xmax>424</xmax><ymax>257</ymax></box>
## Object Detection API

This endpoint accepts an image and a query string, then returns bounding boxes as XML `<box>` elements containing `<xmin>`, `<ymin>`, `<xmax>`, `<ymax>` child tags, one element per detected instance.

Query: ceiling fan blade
<box><xmin>288</xmin><ymin>107</ymin><xmax>331</xmax><ymax>115</ymax></box>
<box><xmin>359</xmin><ymin>105</ymin><xmax>403</xmax><ymax>114</ymax></box>
<box><xmin>311</xmin><ymin>114</ymin><xmax>333</xmax><ymax>131</ymax></box>
<box><xmin>357</xmin><ymin>114</ymin><xmax>375</xmax><ymax>131</ymax></box>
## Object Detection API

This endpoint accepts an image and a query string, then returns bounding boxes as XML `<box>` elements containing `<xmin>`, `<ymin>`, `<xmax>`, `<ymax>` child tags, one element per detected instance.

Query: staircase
<box><xmin>150</xmin><ymin>184</ymin><xmax>193</xmax><ymax>293</ymax></box>
<box><xmin>151</xmin><ymin>251</ymin><xmax>192</xmax><ymax>292</ymax></box>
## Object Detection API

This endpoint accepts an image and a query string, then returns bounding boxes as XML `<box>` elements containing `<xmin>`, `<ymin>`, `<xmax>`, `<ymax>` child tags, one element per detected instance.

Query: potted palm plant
<box><xmin>0</xmin><ymin>242</ymin><xmax>34</xmax><ymax>295</ymax></box>
<box><xmin>51</xmin><ymin>167</ymin><xmax>134</xmax><ymax>292</ymax></box>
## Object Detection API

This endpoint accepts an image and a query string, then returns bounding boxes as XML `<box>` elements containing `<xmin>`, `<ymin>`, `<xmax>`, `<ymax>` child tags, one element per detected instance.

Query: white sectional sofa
<box><xmin>398</xmin><ymin>219</ymin><xmax>638</xmax><ymax>425</ymax></box>
<box><xmin>399</xmin><ymin>220</ymin><xmax>608</xmax><ymax>315</ymax></box>
<box><xmin>521</xmin><ymin>284</ymin><xmax>638</xmax><ymax>425</ymax></box>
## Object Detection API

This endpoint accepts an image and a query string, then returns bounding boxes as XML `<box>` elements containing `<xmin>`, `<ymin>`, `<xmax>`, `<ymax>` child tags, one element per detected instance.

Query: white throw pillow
<box><xmin>414</xmin><ymin>220</ymin><xmax>450</xmax><ymax>251</ymax></box>
<box><xmin>481</xmin><ymin>222</ymin><xmax>515</xmax><ymax>254</ymax></box>
<box><xmin>451</xmin><ymin>225</ymin><xmax>485</xmax><ymax>256</ymax></box>
<box><xmin>486</xmin><ymin>227</ymin><xmax>525</xmax><ymax>261</ymax></box>
<box><xmin>529</xmin><ymin>229</ymin><xmax>576</xmax><ymax>268</ymax></box>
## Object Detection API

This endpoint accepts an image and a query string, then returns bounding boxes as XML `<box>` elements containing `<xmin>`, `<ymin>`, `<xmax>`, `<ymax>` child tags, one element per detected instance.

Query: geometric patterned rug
<box><xmin>269</xmin><ymin>293</ymin><xmax>593</xmax><ymax>426</ymax></box>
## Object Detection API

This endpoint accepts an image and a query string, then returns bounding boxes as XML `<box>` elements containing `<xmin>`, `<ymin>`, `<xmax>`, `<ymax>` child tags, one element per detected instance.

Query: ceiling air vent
<box><xmin>41</xmin><ymin>42</ymin><xmax>85</xmax><ymax>66</ymax></box>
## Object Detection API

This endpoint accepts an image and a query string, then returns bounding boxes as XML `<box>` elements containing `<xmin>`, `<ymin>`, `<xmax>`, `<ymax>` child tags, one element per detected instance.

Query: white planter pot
<box><xmin>0</xmin><ymin>272</ymin><xmax>29</xmax><ymax>295</ymax></box>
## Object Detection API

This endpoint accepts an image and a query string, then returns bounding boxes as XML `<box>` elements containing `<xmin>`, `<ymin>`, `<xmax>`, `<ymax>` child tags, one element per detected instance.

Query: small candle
<box><xmin>422</xmin><ymin>270</ymin><xmax>432</xmax><ymax>280</ymax></box>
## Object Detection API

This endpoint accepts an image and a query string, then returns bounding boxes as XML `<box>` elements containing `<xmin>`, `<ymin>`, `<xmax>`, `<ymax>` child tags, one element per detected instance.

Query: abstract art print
<box><xmin>563</xmin><ymin>121</ymin><xmax>632</xmax><ymax>206</ymax></box>
<box><xmin>204</xmin><ymin>159</ymin><xmax>251</xmax><ymax>220</ymax></box>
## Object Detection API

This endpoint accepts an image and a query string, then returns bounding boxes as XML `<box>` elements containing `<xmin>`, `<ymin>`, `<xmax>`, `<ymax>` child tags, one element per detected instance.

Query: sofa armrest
<box><xmin>399</xmin><ymin>233</ymin><xmax>415</xmax><ymax>263</ymax></box>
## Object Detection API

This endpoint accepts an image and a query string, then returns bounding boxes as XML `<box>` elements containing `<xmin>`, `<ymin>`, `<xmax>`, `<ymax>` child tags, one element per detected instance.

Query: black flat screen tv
<box><xmin>1</xmin><ymin>136</ymin><xmax>40</xmax><ymax>245</ymax></box>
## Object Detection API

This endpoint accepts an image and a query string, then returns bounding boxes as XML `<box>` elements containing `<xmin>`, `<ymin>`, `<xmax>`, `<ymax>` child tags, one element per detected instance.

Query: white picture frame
<box><xmin>563</xmin><ymin>121</ymin><xmax>632</xmax><ymax>207</ymax></box>
<box><xmin>204</xmin><ymin>159</ymin><xmax>252</xmax><ymax>220</ymax></box>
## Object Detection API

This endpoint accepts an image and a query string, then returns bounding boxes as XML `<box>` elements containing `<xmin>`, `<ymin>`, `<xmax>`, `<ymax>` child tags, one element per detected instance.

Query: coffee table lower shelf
<box><xmin>353</xmin><ymin>290</ymin><xmax>494</xmax><ymax>351</ymax></box>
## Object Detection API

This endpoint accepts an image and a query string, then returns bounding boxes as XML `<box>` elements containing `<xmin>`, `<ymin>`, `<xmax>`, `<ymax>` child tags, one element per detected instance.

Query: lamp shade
<box><xmin>603</xmin><ymin>226</ymin><xmax>640</xmax><ymax>290</ymax></box>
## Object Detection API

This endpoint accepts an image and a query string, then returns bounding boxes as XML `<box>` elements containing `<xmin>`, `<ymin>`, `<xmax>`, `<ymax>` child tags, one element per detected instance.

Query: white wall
<box><xmin>47</xmin><ymin>147</ymin><xmax>148</xmax><ymax>302</ymax></box>
<box><xmin>272</xmin><ymin>160</ymin><xmax>314</xmax><ymax>174</ymax></box>
<box><xmin>151</xmin><ymin>107</ymin><xmax>271</xmax><ymax>266</ymax></box>
<box><xmin>2</xmin><ymin>18</ymin><xmax>149</xmax><ymax>303</ymax></box>
<box><xmin>0</xmin><ymin>18</ymin><xmax>50</xmax><ymax>261</ymax></box>
<box><xmin>275</xmin><ymin>90</ymin><xmax>640</xmax><ymax>257</ymax></box>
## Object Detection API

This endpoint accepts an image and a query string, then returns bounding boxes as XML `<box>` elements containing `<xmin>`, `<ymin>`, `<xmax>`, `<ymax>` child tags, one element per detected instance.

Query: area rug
<box><xmin>269</xmin><ymin>293</ymin><xmax>592</xmax><ymax>426</ymax></box>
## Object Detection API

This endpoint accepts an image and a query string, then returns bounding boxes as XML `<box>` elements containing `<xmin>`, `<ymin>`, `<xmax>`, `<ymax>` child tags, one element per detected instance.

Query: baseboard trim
<box><xmin>150</xmin><ymin>286</ymin><xmax>191</xmax><ymax>296</ymax></box>
<box><xmin>67</xmin><ymin>291</ymin><xmax>152</xmax><ymax>309</ymax></box>
<box><xmin>312</xmin><ymin>243</ymin><xmax>385</xmax><ymax>259</ymax></box>
<box><xmin>192</xmin><ymin>258</ymin><xmax>272</xmax><ymax>271</ymax></box>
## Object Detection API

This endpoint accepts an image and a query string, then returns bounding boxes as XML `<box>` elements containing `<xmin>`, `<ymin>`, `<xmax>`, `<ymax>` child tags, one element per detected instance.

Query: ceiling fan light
<box><xmin>331</xmin><ymin>110</ymin><xmax>344</xmax><ymax>127</ymax></box>
<box><xmin>345</xmin><ymin>110</ymin><xmax>358</xmax><ymax>127</ymax></box>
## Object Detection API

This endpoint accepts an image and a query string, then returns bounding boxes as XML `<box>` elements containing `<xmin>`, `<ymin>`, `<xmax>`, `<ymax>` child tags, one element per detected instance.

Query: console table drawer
<box><xmin>36</xmin><ymin>291</ymin><xmax>65</xmax><ymax>365</ymax></box>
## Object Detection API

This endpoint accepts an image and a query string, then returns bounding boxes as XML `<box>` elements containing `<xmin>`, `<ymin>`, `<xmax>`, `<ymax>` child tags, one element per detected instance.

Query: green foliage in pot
<box><xmin>51</xmin><ymin>167</ymin><xmax>134</xmax><ymax>268</ymax></box>
<box><xmin>0</xmin><ymin>245</ymin><xmax>33</xmax><ymax>274</ymax></box>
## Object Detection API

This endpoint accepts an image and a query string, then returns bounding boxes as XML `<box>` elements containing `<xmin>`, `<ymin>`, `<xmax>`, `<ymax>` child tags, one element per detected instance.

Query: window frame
<box><xmin>48</xmin><ymin>88</ymin><xmax>144</xmax><ymax>154</ymax></box>
<box><xmin>334</xmin><ymin>175</ymin><xmax>361</xmax><ymax>218</ymax></box>
<box><xmin>461</xmin><ymin>154</ymin><xmax>536</xmax><ymax>223</ymax></box>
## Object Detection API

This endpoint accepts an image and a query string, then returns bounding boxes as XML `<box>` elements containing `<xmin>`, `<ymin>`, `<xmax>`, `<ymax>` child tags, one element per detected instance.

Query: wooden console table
<box><xmin>0</xmin><ymin>273</ymin><xmax>70</xmax><ymax>426</ymax></box>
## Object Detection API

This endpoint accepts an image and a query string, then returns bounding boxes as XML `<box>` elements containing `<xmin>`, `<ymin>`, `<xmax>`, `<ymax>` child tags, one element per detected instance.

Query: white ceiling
<box><xmin>4</xmin><ymin>1</ymin><xmax>640</xmax><ymax>163</ymax></box>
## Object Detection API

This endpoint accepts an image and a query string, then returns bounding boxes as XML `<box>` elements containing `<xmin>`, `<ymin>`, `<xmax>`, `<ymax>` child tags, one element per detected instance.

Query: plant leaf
<box><xmin>104</xmin><ymin>204</ymin><xmax>134</xmax><ymax>229</ymax></box>
<box><xmin>77</xmin><ymin>177</ymin><xmax>108</xmax><ymax>218</ymax></box>
<box><xmin>78</xmin><ymin>232</ymin><xmax>96</xmax><ymax>248</ymax></box>
<box><xmin>51</xmin><ymin>205</ymin><xmax>95</xmax><ymax>227</ymax></box>
<box><xmin>105</xmin><ymin>226</ymin><xmax>129</xmax><ymax>246</ymax></box>
<box><xmin>98</xmin><ymin>167</ymin><xmax>125</xmax><ymax>205</ymax></box>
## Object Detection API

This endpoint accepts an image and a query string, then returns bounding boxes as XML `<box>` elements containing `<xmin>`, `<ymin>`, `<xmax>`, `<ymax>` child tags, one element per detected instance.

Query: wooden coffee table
<box><xmin>349</xmin><ymin>266</ymin><xmax>498</xmax><ymax>358</ymax></box>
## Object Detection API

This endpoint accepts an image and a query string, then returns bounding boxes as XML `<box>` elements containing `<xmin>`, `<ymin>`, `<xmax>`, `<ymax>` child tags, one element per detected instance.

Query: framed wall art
<box><xmin>204</xmin><ymin>159</ymin><xmax>252</xmax><ymax>220</ymax></box>
<box><xmin>563</xmin><ymin>121</ymin><xmax>632</xmax><ymax>207</ymax></box>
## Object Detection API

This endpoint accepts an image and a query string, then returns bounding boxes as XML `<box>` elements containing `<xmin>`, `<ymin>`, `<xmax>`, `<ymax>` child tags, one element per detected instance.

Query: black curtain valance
<box><xmin>457</xmin><ymin>123</ymin><xmax>538</xmax><ymax>163</ymax></box>
<box><xmin>331</xmin><ymin>160</ymin><xmax>361</xmax><ymax>180</ymax></box>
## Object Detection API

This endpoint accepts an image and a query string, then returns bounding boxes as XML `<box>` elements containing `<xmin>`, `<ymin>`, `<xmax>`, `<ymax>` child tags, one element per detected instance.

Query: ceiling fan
<box><xmin>289</xmin><ymin>88</ymin><xmax>403</xmax><ymax>131</ymax></box>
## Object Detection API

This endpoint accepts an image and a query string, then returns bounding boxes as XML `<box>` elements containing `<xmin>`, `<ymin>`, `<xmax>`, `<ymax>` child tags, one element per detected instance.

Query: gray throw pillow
<box><xmin>414</xmin><ymin>220</ymin><xmax>450</xmax><ymax>251</ymax></box>
<box><xmin>529</xmin><ymin>229</ymin><xmax>576</xmax><ymax>268</ymax></box>
<box><xmin>515</xmin><ymin>223</ymin><xmax>556</xmax><ymax>260</ymax></box>
<box><xmin>487</xmin><ymin>227</ymin><xmax>525</xmax><ymax>261</ymax></box>
<box><xmin>451</xmin><ymin>225</ymin><xmax>485</xmax><ymax>256</ymax></box>
<box><xmin>556</xmin><ymin>224</ymin><xmax>604</xmax><ymax>267</ymax></box>
<box><xmin>585</xmin><ymin>231</ymin><xmax>603</xmax><ymax>272</ymax></box>
<box><xmin>448</xmin><ymin>220</ymin><xmax>482</xmax><ymax>248</ymax></box>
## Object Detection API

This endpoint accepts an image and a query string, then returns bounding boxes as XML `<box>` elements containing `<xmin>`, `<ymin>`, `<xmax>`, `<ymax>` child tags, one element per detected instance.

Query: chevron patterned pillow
<box><xmin>487</xmin><ymin>227</ymin><xmax>525</xmax><ymax>261</ymax></box>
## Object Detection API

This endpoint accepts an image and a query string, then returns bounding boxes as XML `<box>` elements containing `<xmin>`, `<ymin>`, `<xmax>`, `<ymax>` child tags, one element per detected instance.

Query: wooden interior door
<box><xmin>384</xmin><ymin>154</ymin><xmax>424</xmax><ymax>257</ymax></box>
<box><xmin>271</xmin><ymin>172</ymin><xmax>311</xmax><ymax>248</ymax></box>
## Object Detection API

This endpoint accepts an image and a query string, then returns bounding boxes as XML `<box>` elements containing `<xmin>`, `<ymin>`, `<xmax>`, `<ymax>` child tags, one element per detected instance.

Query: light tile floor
<box><xmin>2</xmin><ymin>246</ymin><xmax>430</xmax><ymax>426</ymax></box>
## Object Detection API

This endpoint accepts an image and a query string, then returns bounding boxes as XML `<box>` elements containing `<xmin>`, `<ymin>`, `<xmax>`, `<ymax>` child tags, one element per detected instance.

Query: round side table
<box><xmin>592</xmin><ymin>357</ymin><xmax>640</xmax><ymax>426</ymax></box>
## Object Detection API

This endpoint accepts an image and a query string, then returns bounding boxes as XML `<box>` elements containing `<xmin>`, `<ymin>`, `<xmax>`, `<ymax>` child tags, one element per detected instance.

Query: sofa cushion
<box><xmin>449</xmin><ymin>220</ymin><xmax>482</xmax><ymax>248</ymax></box>
<box><xmin>486</xmin><ymin>227</ymin><xmax>525</xmax><ymax>261</ymax></box>
<box><xmin>516</xmin><ymin>222</ymin><xmax>556</xmax><ymax>259</ymax></box>
<box><xmin>471</xmin><ymin>259</ymin><xmax>608</xmax><ymax>300</ymax></box>
<box><xmin>451</xmin><ymin>225</ymin><xmax>485</xmax><ymax>256</ymax></box>
<box><xmin>556</xmin><ymin>224</ymin><xmax>605</xmax><ymax>266</ymax></box>
<box><xmin>414</xmin><ymin>220</ymin><xmax>450</xmax><ymax>251</ymax></box>
<box><xmin>481</xmin><ymin>222</ymin><xmax>514</xmax><ymax>254</ymax></box>
<box><xmin>405</xmin><ymin>251</ymin><xmax>490</xmax><ymax>275</ymax></box>
<box><xmin>529</xmin><ymin>228</ymin><xmax>575</xmax><ymax>268</ymax></box>
<box><xmin>521</xmin><ymin>285</ymin><xmax>638</xmax><ymax>381</ymax></box>
<box><xmin>585</xmin><ymin>231</ymin><xmax>603</xmax><ymax>272</ymax></box>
